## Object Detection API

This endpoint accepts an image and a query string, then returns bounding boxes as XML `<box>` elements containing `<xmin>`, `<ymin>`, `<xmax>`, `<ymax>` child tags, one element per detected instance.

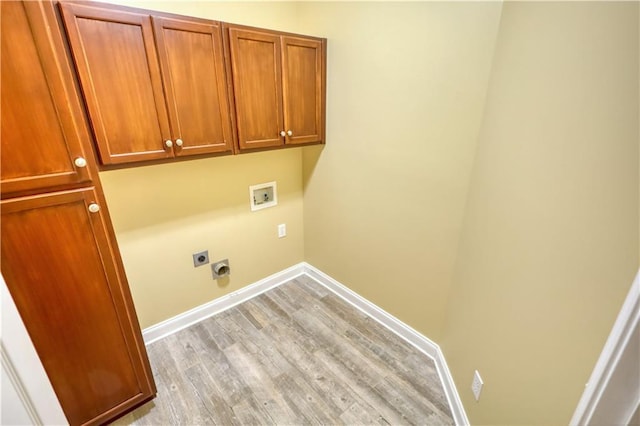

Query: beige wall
<box><xmin>101</xmin><ymin>0</ymin><xmax>303</xmax><ymax>33</ymax></box>
<box><xmin>300</xmin><ymin>1</ymin><xmax>503</xmax><ymax>341</ymax></box>
<box><xmin>440</xmin><ymin>2</ymin><xmax>639</xmax><ymax>424</ymax></box>
<box><xmin>101</xmin><ymin>149</ymin><xmax>305</xmax><ymax>328</ymax></box>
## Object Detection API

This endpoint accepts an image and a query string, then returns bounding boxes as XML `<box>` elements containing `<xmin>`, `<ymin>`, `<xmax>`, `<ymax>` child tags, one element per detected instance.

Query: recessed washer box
<box><xmin>249</xmin><ymin>181</ymin><xmax>277</xmax><ymax>211</ymax></box>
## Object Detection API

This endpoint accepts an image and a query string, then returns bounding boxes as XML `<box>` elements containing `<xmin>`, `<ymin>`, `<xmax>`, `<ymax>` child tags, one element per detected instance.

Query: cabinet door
<box><xmin>1</xmin><ymin>188</ymin><xmax>155</xmax><ymax>425</ymax></box>
<box><xmin>1</xmin><ymin>1</ymin><xmax>94</xmax><ymax>197</ymax></box>
<box><xmin>282</xmin><ymin>36</ymin><xmax>325</xmax><ymax>145</ymax></box>
<box><xmin>154</xmin><ymin>17</ymin><xmax>234</xmax><ymax>156</ymax></box>
<box><xmin>60</xmin><ymin>3</ymin><xmax>173</xmax><ymax>164</ymax></box>
<box><xmin>228</xmin><ymin>28</ymin><xmax>284</xmax><ymax>150</ymax></box>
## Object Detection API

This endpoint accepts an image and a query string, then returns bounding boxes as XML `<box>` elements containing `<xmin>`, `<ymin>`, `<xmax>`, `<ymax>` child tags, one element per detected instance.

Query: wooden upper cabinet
<box><xmin>153</xmin><ymin>17</ymin><xmax>233</xmax><ymax>156</ymax></box>
<box><xmin>282</xmin><ymin>36</ymin><xmax>325</xmax><ymax>145</ymax></box>
<box><xmin>59</xmin><ymin>3</ymin><xmax>234</xmax><ymax>165</ymax></box>
<box><xmin>228</xmin><ymin>28</ymin><xmax>284</xmax><ymax>150</ymax></box>
<box><xmin>60</xmin><ymin>3</ymin><xmax>173</xmax><ymax>164</ymax></box>
<box><xmin>227</xmin><ymin>26</ymin><xmax>326</xmax><ymax>151</ymax></box>
<box><xmin>1</xmin><ymin>188</ymin><xmax>155</xmax><ymax>425</ymax></box>
<box><xmin>1</xmin><ymin>1</ymin><xmax>95</xmax><ymax>197</ymax></box>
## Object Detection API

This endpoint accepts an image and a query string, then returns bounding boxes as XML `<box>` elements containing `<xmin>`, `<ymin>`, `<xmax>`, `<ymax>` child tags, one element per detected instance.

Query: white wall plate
<box><xmin>249</xmin><ymin>181</ymin><xmax>277</xmax><ymax>211</ymax></box>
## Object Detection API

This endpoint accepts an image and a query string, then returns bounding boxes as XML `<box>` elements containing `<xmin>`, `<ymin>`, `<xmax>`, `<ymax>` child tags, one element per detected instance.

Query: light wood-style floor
<box><xmin>114</xmin><ymin>276</ymin><xmax>454</xmax><ymax>425</ymax></box>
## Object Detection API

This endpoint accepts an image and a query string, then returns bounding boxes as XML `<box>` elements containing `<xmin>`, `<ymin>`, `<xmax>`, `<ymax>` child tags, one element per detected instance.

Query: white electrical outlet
<box><xmin>471</xmin><ymin>370</ymin><xmax>483</xmax><ymax>401</ymax></box>
<box><xmin>278</xmin><ymin>223</ymin><xmax>286</xmax><ymax>238</ymax></box>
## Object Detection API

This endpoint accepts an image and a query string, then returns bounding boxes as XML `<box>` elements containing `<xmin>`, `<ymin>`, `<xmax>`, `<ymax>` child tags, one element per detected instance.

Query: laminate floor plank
<box><xmin>231</xmin><ymin>396</ymin><xmax>274</xmax><ymax>426</ymax></box>
<box><xmin>184</xmin><ymin>363</ymin><xmax>238</xmax><ymax>425</ymax></box>
<box><xmin>200</xmin><ymin>314</ymin><xmax>236</xmax><ymax>350</ymax></box>
<box><xmin>340</xmin><ymin>401</ymin><xmax>388</xmax><ymax>426</ymax></box>
<box><xmin>290</xmin><ymin>307</ymin><xmax>389</xmax><ymax>389</ymax></box>
<box><xmin>186</xmin><ymin>327</ymin><xmax>250</xmax><ymax>408</ymax></box>
<box><xmin>237</xmin><ymin>302</ymin><xmax>268</xmax><ymax>330</ymax></box>
<box><xmin>264</xmin><ymin>319</ymin><xmax>357</xmax><ymax>414</ymax></box>
<box><xmin>274</xmin><ymin>373</ymin><xmax>339</xmax><ymax>424</ymax></box>
<box><xmin>271</xmin><ymin>283</ymin><xmax>309</xmax><ymax>311</ymax></box>
<box><xmin>318</xmin><ymin>291</ymin><xmax>453</xmax><ymax>417</ymax></box>
<box><xmin>295</xmin><ymin>274</ymin><xmax>331</xmax><ymax>298</ymax></box>
<box><xmin>320</xmin><ymin>292</ymin><xmax>417</xmax><ymax>359</ymax></box>
<box><xmin>313</xmin><ymin>348</ymin><xmax>413</xmax><ymax>426</ymax></box>
<box><xmin>401</xmin><ymin>353</ymin><xmax>453</xmax><ymax>415</ymax></box>
<box><xmin>224</xmin><ymin>342</ymin><xmax>301</xmax><ymax>424</ymax></box>
<box><xmin>226</xmin><ymin>306</ymin><xmax>299</xmax><ymax>382</ymax></box>
<box><xmin>115</xmin><ymin>277</ymin><xmax>454</xmax><ymax>425</ymax></box>
<box><xmin>254</xmin><ymin>292</ymin><xmax>292</xmax><ymax>321</ymax></box>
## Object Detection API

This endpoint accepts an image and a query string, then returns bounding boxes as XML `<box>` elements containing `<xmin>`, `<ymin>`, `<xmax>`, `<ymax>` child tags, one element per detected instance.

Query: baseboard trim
<box><xmin>141</xmin><ymin>262</ymin><xmax>469</xmax><ymax>425</ymax></box>
<box><xmin>301</xmin><ymin>262</ymin><xmax>469</xmax><ymax>426</ymax></box>
<box><xmin>434</xmin><ymin>346</ymin><xmax>469</xmax><ymax>426</ymax></box>
<box><xmin>142</xmin><ymin>263</ymin><xmax>306</xmax><ymax>344</ymax></box>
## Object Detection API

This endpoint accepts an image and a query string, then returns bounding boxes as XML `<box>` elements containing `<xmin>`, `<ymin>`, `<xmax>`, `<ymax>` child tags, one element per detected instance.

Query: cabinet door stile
<box><xmin>1</xmin><ymin>1</ymin><xmax>95</xmax><ymax>197</ymax></box>
<box><xmin>281</xmin><ymin>36</ymin><xmax>325</xmax><ymax>145</ymax></box>
<box><xmin>59</xmin><ymin>3</ymin><xmax>173</xmax><ymax>164</ymax></box>
<box><xmin>152</xmin><ymin>16</ymin><xmax>234</xmax><ymax>156</ymax></box>
<box><xmin>228</xmin><ymin>28</ymin><xmax>284</xmax><ymax>150</ymax></box>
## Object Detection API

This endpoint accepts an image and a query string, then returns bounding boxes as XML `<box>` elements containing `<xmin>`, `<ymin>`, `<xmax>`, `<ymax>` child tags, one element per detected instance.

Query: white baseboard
<box><xmin>435</xmin><ymin>347</ymin><xmax>469</xmax><ymax>426</ymax></box>
<box><xmin>142</xmin><ymin>263</ymin><xmax>305</xmax><ymax>344</ymax></box>
<box><xmin>141</xmin><ymin>262</ymin><xmax>469</xmax><ymax>425</ymax></box>
<box><xmin>301</xmin><ymin>263</ymin><xmax>469</xmax><ymax>426</ymax></box>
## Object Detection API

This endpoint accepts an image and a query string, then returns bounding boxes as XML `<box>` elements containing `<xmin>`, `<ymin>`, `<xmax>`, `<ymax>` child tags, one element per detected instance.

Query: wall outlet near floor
<box><xmin>471</xmin><ymin>370</ymin><xmax>483</xmax><ymax>401</ymax></box>
<box><xmin>278</xmin><ymin>223</ymin><xmax>286</xmax><ymax>238</ymax></box>
<box><xmin>192</xmin><ymin>250</ymin><xmax>209</xmax><ymax>267</ymax></box>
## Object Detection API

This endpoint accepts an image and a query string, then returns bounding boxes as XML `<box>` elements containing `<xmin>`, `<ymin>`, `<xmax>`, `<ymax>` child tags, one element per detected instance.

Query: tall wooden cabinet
<box><xmin>59</xmin><ymin>2</ymin><xmax>234</xmax><ymax>164</ymax></box>
<box><xmin>227</xmin><ymin>26</ymin><xmax>326</xmax><ymax>151</ymax></box>
<box><xmin>1</xmin><ymin>2</ymin><xmax>156</xmax><ymax>425</ymax></box>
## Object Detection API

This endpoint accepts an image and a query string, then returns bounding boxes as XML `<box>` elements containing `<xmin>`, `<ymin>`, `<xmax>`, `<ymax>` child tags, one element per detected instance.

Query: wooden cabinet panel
<box><xmin>282</xmin><ymin>36</ymin><xmax>325</xmax><ymax>145</ymax></box>
<box><xmin>60</xmin><ymin>3</ymin><xmax>172</xmax><ymax>164</ymax></box>
<box><xmin>1</xmin><ymin>188</ymin><xmax>155</xmax><ymax>425</ymax></box>
<box><xmin>1</xmin><ymin>1</ymin><xmax>94</xmax><ymax>197</ymax></box>
<box><xmin>227</xmin><ymin>26</ymin><xmax>326</xmax><ymax>152</ymax></box>
<box><xmin>228</xmin><ymin>28</ymin><xmax>284</xmax><ymax>150</ymax></box>
<box><xmin>153</xmin><ymin>17</ymin><xmax>234</xmax><ymax>156</ymax></box>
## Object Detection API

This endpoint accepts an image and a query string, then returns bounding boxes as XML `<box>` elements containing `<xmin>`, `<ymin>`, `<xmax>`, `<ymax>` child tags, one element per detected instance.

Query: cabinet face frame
<box><xmin>1</xmin><ymin>188</ymin><xmax>155</xmax><ymax>425</ymax></box>
<box><xmin>1</xmin><ymin>1</ymin><xmax>96</xmax><ymax>198</ymax></box>
<box><xmin>59</xmin><ymin>2</ymin><xmax>174</xmax><ymax>165</ymax></box>
<box><xmin>152</xmin><ymin>16</ymin><xmax>234</xmax><ymax>157</ymax></box>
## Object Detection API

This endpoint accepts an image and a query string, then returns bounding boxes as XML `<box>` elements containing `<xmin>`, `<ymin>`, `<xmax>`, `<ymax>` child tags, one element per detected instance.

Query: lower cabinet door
<box><xmin>1</xmin><ymin>188</ymin><xmax>155</xmax><ymax>425</ymax></box>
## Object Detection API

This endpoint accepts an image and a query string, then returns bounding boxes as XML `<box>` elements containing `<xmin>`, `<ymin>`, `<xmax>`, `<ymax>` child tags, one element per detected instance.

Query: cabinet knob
<box><xmin>88</xmin><ymin>203</ymin><xmax>100</xmax><ymax>213</ymax></box>
<box><xmin>74</xmin><ymin>157</ymin><xmax>87</xmax><ymax>168</ymax></box>
<box><xmin>280</xmin><ymin>131</ymin><xmax>286</xmax><ymax>137</ymax></box>
<box><xmin>287</xmin><ymin>130</ymin><xmax>293</xmax><ymax>137</ymax></box>
<box><xmin>165</xmin><ymin>140</ymin><xmax>173</xmax><ymax>148</ymax></box>
<box><xmin>175</xmin><ymin>139</ymin><xmax>183</xmax><ymax>147</ymax></box>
